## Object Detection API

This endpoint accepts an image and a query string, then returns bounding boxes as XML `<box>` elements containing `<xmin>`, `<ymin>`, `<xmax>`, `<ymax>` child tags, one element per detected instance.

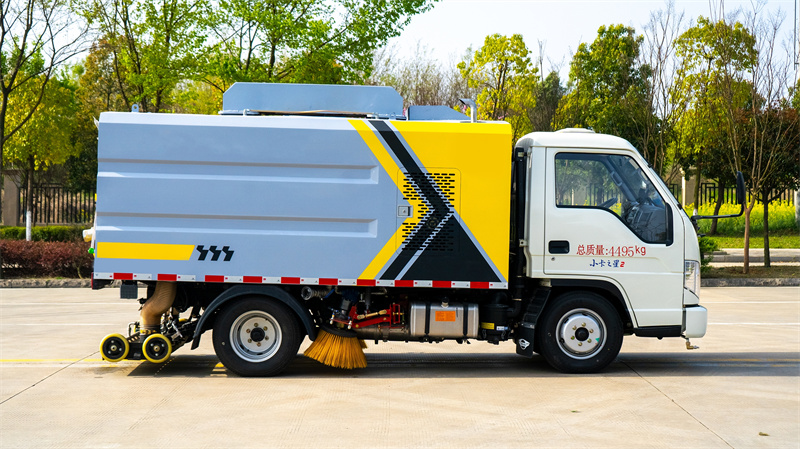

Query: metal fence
<box><xmin>699</xmin><ymin>182</ymin><xmax>794</xmax><ymax>205</ymax></box>
<box><xmin>18</xmin><ymin>185</ymin><xmax>95</xmax><ymax>225</ymax></box>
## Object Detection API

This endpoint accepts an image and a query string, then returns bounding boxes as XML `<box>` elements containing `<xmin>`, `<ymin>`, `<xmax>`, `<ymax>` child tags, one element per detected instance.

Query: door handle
<box><xmin>548</xmin><ymin>240</ymin><xmax>570</xmax><ymax>254</ymax></box>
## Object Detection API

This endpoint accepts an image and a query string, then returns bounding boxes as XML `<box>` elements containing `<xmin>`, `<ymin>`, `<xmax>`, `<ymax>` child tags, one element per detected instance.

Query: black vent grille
<box><xmin>400</xmin><ymin>172</ymin><xmax>458</xmax><ymax>252</ymax></box>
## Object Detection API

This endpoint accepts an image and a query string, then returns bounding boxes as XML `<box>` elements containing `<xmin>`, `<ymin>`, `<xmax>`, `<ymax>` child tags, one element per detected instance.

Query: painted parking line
<box><xmin>708</xmin><ymin>323</ymin><xmax>800</xmax><ymax>325</ymax></box>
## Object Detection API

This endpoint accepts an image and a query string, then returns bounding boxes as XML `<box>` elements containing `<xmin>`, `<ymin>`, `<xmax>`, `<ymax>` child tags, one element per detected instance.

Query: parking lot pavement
<box><xmin>1</xmin><ymin>287</ymin><xmax>798</xmax><ymax>448</ymax></box>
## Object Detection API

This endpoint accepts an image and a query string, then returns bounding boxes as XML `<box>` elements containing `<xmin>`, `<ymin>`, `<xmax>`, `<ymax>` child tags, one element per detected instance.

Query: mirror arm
<box><xmin>690</xmin><ymin>203</ymin><xmax>745</xmax><ymax>224</ymax></box>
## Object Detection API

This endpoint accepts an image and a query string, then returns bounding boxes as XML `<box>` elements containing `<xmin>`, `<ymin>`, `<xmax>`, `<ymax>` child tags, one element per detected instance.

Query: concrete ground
<box><xmin>0</xmin><ymin>287</ymin><xmax>798</xmax><ymax>448</ymax></box>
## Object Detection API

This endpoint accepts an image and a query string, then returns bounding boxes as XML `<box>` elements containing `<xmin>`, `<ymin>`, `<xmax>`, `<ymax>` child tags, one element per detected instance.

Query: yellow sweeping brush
<box><xmin>304</xmin><ymin>326</ymin><xmax>367</xmax><ymax>369</ymax></box>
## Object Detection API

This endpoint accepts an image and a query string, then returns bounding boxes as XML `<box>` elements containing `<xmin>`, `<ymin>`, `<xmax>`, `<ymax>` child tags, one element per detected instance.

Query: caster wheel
<box><xmin>100</xmin><ymin>333</ymin><xmax>129</xmax><ymax>362</ymax></box>
<box><xmin>142</xmin><ymin>334</ymin><xmax>172</xmax><ymax>363</ymax></box>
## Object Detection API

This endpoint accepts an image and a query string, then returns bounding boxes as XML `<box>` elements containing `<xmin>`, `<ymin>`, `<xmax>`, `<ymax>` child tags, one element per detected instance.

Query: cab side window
<box><xmin>555</xmin><ymin>153</ymin><xmax>670</xmax><ymax>244</ymax></box>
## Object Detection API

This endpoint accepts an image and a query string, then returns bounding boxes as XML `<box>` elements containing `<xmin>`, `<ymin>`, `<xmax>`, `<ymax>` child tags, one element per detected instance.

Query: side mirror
<box><xmin>735</xmin><ymin>171</ymin><xmax>745</xmax><ymax>205</ymax></box>
<box><xmin>691</xmin><ymin>171</ymin><xmax>746</xmax><ymax>227</ymax></box>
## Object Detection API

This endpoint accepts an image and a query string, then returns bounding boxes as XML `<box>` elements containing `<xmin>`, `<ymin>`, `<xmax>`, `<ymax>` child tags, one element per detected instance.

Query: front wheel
<box><xmin>536</xmin><ymin>292</ymin><xmax>623</xmax><ymax>373</ymax></box>
<box><xmin>212</xmin><ymin>297</ymin><xmax>303</xmax><ymax>377</ymax></box>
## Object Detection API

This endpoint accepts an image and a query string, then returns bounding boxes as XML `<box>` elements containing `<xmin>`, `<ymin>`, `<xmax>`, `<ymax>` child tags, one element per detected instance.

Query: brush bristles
<box><xmin>304</xmin><ymin>330</ymin><xmax>367</xmax><ymax>369</ymax></box>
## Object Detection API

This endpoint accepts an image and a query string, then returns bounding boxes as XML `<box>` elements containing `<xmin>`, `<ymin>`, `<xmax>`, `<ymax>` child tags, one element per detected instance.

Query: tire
<box><xmin>535</xmin><ymin>291</ymin><xmax>623</xmax><ymax>373</ymax></box>
<box><xmin>212</xmin><ymin>297</ymin><xmax>303</xmax><ymax>377</ymax></box>
<box><xmin>100</xmin><ymin>333</ymin><xmax>130</xmax><ymax>362</ymax></box>
<box><xmin>142</xmin><ymin>334</ymin><xmax>172</xmax><ymax>363</ymax></box>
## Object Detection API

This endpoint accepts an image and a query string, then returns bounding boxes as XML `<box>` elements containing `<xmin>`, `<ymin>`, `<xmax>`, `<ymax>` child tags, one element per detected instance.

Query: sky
<box><xmin>389</xmin><ymin>0</ymin><xmax>799</xmax><ymax>78</ymax></box>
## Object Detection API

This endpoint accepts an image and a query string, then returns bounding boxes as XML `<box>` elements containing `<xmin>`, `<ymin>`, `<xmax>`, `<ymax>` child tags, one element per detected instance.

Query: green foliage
<box><xmin>698</xmin><ymin>235</ymin><xmax>719</xmax><ymax>273</ymax></box>
<box><xmin>80</xmin><ymin>0</ymin><xmax>212</xmax><ymax>112</ymax></box>
<box><xmin>0</xmin><ymin>225</ymin><xmax>85</xmax><ymax>242</ymax></box>
<box><xmin>672</xmin><ymin>16</ymin><xmax>757</xmax><ymax>185</ymax></box>
<box><xmin>554</xmin><ymin>25</ymin><xmax>652</xmax><ymax>158</ymax></box>
<box><xmin>3</xmin><ymin>71</ymin><xmax>79</xmax><ymax>170</ymax></box>
<box><xmin>204</xmin><ymin>0</ymin><xmax>435</xmax><ymax>90</ymax></box>
<box><xmin>458</xmin><ymin>34</ymin><xmax>537</xmax><ymax>141</ymax></box>
<box><xmin>528</xmin><ymin>71</ymin><xmax>564</xmax><ymax>132</ymax></box>
<box><xmin>686</xmin><ymin>201</ymin><xmax>798</xmax><ymax>235</ymax></box>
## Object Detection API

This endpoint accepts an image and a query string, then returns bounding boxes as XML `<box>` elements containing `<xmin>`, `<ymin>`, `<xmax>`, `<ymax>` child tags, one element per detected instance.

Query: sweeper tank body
<box><xmin>93</xmin><ymin>107</ymin><xmax>512</xmax><ymax>288</ymax></box>
<box><xmin>91</xmin><ymin>82</ymin><xmax>738</xmax><ymax>375</ymax></box>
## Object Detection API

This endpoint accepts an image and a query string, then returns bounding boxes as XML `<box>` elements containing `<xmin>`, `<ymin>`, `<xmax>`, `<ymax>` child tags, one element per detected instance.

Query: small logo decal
<box><xmin>519</xmin><ymin>338</ymin><xmax>530</xmax><ymax>350</ymax></box>
<box><xmin>196</xmin><ymin>245</ymin><xmax>234</xmax><ymax>261</ymax></box>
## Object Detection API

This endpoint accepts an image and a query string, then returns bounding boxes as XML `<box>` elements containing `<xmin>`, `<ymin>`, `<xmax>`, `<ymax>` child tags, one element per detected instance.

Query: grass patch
<box><xmin>705</xmin><ymin>229</ymin><xmax>800</xmax><ymax>249</ymax></box>
<box><xmin>687</xmin><ymin>200</ymin><xmax>797</xmax><ymax>234</ymax></box>
<box><xmin>704</xmin><ymin>265</ymin><xmax>800</xmax><ymax>278</ymax></box>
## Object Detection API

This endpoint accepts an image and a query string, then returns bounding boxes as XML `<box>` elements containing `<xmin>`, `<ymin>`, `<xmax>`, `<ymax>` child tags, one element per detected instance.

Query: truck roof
<box><xmin>516</xmin><ymin>129</ymin><xmax>639</xmax><ymax>153</ymax></box>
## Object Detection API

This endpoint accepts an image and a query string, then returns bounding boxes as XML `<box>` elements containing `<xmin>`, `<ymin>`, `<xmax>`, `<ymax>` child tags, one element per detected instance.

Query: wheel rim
<box><xmin>143</xmin><ymin>334</ymin><xmax>172</xmax><ymax>363</ymax></box>
<box><xmin>229</xmin><ymin>311</ymin><xmax>282</xmax><ymax>362</ymax></box>
<box><xmin>101</xmin><ymin>334</ymin><xmax>129</xmax><ymax>362</ymax></box>
<box><xmin>556</xmin><ymin>308</ymin><xmax>606</xmax><ymax>360</ymax></box>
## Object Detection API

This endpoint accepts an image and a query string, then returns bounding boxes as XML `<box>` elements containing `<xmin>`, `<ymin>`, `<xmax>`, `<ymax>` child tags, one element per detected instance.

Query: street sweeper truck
<box><xmin>91</xmin><ymin>82</ymin><xmax>744</xmax><ymax>375</ymax></box>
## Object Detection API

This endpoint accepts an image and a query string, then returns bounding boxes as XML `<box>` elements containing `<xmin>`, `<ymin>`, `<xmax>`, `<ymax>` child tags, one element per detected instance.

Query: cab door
<box><xmin>543</xmin><ymin>148</ymin><xmax>684</xmax><ymax>328</ymax></box>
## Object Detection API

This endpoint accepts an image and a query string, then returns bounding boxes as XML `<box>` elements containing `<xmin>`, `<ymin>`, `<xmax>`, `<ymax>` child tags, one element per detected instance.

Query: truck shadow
<box><xmin>126</xmin><ymin>351</ymin><xmax>799</xmax><ymax>378</ymax></box>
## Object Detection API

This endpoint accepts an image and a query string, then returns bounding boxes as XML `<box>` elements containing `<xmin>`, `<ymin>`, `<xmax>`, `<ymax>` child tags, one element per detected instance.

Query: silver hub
<box><xmin>229</xmin><ymin>311</ymin><xmax>281</xmax><ymax>362</ymax></box>
<box><xmin>557</xmin><ymin>308</ymin><xmax>606</xmax><ymax>359</ymax></box>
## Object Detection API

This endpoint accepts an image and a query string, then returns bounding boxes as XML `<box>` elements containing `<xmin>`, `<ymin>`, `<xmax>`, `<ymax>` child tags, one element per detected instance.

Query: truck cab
<box><xmin>511</xmin><ymin>129</ymin><xmax>705</xmax><ymax>371</ymax></box>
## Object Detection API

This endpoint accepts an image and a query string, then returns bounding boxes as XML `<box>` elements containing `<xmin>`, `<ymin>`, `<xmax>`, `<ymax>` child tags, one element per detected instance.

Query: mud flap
<box><xmin>515</xmin><ymin>323</ymin><xmax>536</xmax><ymax>357</ymax></box>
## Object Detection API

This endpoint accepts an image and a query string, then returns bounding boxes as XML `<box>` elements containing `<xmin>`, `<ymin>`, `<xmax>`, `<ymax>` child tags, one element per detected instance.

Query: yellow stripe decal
<box><xmin>350</xmin><ymin>119</ymin><xmax>406</xmax><ymax>279</ymax></box>
<box><xmin>97</xmin><ymin>242</ymin><xmax>195</xmax><ymax>260</ymax></box>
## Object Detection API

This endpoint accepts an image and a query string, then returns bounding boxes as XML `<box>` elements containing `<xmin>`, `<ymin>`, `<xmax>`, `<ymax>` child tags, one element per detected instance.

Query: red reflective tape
<box><xmin>394</xmin><ymin>280</ymin><xmax>414</xmax><ymax>287</ymax></box>
<box><xmin>357</xmin><ymin>279</ymin><xmax>376</xmax><ymax>287</ymax></box>
<box><xmin>205</xmin><ymin>275</ymin><xmax>225</xmax><ymax>283</ymax></box>
<box><xmin>318</xmin><ymin>278</ymin><xmax>338</xmax><ymax>285</ymax></box>
<box><xmin>470</xmin><ymin>282</ymin><xmax>490</xmax><ymax>289</ymax></box>
<box><xmin>113</xmin><ymin>273</ymin><xmax>133</xmax><ymax>280</ymax></box>
<box><xmin>243</xmin><ymin>276</ymin><xmax>262</xmax><ymax>284</ymax></box>
<box><xmin>157</xmin><ymin>274</ymin><xmax>177</xmax><ymax>281</ymax></box>
<box><xmin>432</xmin><ymin>280</ymin><xmax>451</xmax><ymax>289</ymax></box>
<box><xmin>281</xmin><ymin>277</ymin><xmax>301</xmax><ymax>284</ymax></box>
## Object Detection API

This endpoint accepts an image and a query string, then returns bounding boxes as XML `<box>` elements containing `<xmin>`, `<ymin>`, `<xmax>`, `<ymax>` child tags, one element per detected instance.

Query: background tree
<box><xmin>640</xmin><ymin>0</ymin><xmax>686</xmax><ymax>179</ymax></box>
<box><xmin>63</xmin><ymin>40</ymin><xmax>129</xmax><ymax>193</ymax></box>
<box><xmin>458</xmin><ymin>33</ymin><xmax>537</xmax><ymax>142</ymax></box>
<box><xmin>738</xmin><ymin>8</ymin><xmax>799</xmax><ymax>268</ymax></box>
<box><xmin>203</xmin><ymin>0</ymin><xmax>435</xmax><ymax>92</ymax></box>
<box><xmin>672</xmin><ymin>15</ymin><xmax>755</xmax><ymax>218</ymax></box>
<box><xmin>526</xmin><ymin>71</ymin><xmax>563</xmax><ymax>132</ymax></box>
<box><xmin>1</xmin><ymin>0</ymin><xmax>87</xmax><ymax>171</ymax></box>
<box><xmin>746</xmin><ymin>106</ymin><xmax>799</xmax><ymax>266</ymax></box>
<box><xmin>2</xmin><ymin>71</ymin><xmax>78</xmax><ymax>222</ymax></box>
<box><xmin>81</xmin><ymin>0</ymin><xmax>210</xmax><ymax>112</ymax></box>
<box><xmin>371</xmin><ymin>43</ymin><xmax>473</xmax><ymax>109</ymax></box>
<box><xmin>554</xmin><ymin>25</ymin><xmax>653</xmax><ymax>161</ymax></box>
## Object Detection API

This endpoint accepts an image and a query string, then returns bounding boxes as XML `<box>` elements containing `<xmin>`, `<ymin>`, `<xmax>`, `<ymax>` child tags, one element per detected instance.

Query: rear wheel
<box><xmin>212</xmin><ymin>297</ymin><xmax>303</xmax><ymax>377</ymax></box>
<box><xmin>536</xmin><ymin>291</ymin><xmax>623</xmax><ymax>373</ymax></box>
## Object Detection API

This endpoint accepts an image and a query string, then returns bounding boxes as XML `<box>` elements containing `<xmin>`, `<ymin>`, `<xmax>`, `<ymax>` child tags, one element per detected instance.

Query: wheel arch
<box><xmin>548</xmin><ymin>279</ymin><xmax>636</xmax><ymax>332</ymax></box>
<box><xmin>191</xmin><ymin>285</ymin><xmax>317</xmax><ymax>349</ymax></box>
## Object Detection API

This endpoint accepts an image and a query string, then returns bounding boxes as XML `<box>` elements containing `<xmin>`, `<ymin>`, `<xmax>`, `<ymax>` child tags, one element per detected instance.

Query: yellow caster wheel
<box><xmin>100</xmin><ymin>334</ymin><xmax>129</xmax><ymax>362</ymax></box>
<box><xmin>142</xmin><ymin>334</ymin><xmax>172</xmax><ymax>363</ymax></box>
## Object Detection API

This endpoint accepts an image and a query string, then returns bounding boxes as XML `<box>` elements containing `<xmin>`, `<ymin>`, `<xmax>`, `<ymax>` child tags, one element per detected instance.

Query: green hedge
<box><xmin>0</xmin><ymin>240</ymin><xmax>93</xmax><ymax>278</ymax></box>
<box><xmin>0</xmin><ymin>225</ymin><xmax>87</xmax><ymax>242</ymax></box>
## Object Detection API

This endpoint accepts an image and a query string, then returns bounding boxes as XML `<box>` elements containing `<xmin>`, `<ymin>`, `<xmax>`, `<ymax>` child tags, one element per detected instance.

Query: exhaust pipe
<box><xmin>459</xmin><ymin>98</ymin><xmax>477</xmax><ymax>123</ymax></box>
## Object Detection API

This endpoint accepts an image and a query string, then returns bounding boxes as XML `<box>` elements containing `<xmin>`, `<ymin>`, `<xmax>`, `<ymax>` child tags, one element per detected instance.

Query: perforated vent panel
<box><xmin>398</xmin><ymin>171</ymin><xmax>460</xmax><ymax>252</ymax></box>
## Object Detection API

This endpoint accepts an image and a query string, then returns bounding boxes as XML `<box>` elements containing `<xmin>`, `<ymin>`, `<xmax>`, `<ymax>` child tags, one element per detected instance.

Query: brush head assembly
<box><xmin>304</xmin><ymin>324</ymin><xmax>367</xmax><ymax>369</ymax></box>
